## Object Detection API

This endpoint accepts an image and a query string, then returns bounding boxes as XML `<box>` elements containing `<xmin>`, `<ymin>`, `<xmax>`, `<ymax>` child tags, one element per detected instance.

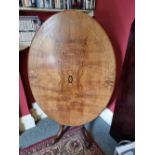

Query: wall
<box><xmin>94</xmin><ymin>0</ymin><xmax>135</xmax><ymax>111</ymax></box>
<box><xmin>19</xmin><ymin>0</ymin><xmax>135</xmax><ymax>112</ymax></box>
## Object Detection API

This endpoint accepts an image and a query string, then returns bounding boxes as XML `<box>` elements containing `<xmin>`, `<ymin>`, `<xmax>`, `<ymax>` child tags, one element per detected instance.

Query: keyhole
<box><xmin>68</xmin><ymin>75</ymin><xmax>73</xmax><ymax>84</ymax></box>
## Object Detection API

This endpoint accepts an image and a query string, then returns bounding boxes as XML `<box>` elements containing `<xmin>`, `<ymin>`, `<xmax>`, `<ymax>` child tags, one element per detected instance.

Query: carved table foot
<box><xmin>52</xmin><ymin>125</ymin><xmax>69</xmax><ymax>144</ymax></box>
<box><xmin>81</xmin><ymin>126</ymin><xmax>93</xmax><ymax>148</ymax></box>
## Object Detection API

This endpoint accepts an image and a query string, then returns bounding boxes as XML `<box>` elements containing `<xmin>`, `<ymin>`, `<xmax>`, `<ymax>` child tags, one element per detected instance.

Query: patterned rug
<box><xmin>20</xmin><ymin>127</ymin><xmax>105</xmax><ymax>155</ymax></box>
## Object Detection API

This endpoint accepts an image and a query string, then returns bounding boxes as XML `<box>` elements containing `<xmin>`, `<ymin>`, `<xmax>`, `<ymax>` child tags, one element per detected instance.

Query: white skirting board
<box><xmin>100</xmin><ymin>108</ymin><xmax>113</xmax><ymax>126</ymax></box>
<box><xmin>30</xmin><ymin>102</ymin><xmax>48</xmax><ymax>121</ymax></box>
<box><xmin>19</xmin><ymin>114</ymin><xmax>36</xmax><ymax>132</ymax></box>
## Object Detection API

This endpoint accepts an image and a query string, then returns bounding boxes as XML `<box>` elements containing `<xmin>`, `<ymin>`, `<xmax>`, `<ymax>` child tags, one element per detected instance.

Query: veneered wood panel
<box><xmin>28</xmin><ymin>11</ymin><xmax>116</xmax><ymax>126</ymax></box>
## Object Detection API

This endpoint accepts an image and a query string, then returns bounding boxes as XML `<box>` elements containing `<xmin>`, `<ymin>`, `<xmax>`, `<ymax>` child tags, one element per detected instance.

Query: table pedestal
<box><xmin>52</xmin><ymin>125</ymin><xmax>93</xmax><ymax>148</ymax></box>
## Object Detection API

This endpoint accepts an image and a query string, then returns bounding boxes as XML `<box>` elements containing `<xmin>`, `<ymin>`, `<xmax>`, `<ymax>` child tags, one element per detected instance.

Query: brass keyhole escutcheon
<box><xmin>68</xmin><ymin>75</ymin><xmax>73</xmax><ymax>84</ymax></box>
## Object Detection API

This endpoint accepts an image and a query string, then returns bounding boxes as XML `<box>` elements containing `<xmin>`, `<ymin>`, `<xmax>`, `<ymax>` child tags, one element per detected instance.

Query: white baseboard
<box><xmin>100</xmin><ymin>108</ymin><xmax>113</xmax><ymax>126</ymax></box>
<box><xmin>19</xmin><ymin>114</ymin><xmax>36</xmax><ymax>132</ymax></box>
<box><xmin>30</xmin><ymin>102</ymin><xmax>47</xmax><ymax>121</ymax></box>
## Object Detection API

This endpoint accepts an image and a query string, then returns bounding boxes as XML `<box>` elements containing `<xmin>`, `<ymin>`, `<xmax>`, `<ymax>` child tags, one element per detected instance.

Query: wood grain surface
<box><xmin>28</xmin><ymin>11</ymin><xmax>116</xmax><ymax>126</ymax></box>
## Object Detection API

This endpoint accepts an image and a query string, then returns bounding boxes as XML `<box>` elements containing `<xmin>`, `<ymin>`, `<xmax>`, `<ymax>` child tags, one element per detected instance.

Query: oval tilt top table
<box><xmin>28</xmin><ymin>11</ymin><xmax>116</xmax><ymax>145</ymax></box>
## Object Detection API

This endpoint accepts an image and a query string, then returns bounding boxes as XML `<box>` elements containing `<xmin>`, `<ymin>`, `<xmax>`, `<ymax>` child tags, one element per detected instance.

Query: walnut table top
<box><xmin>28</xmin><ymin>11</ymin><xmax>116</xmax><ymax>126</ymax></box>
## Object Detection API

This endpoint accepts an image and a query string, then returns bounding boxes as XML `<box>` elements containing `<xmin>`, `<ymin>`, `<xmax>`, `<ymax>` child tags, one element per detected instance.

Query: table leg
<box><xmin>81</xmin><ymin>126</ymin><xmax>93</xmax><ymax>148</ymax></box>
<box><xmin>52</xmin><ymin>125</ymin><xmax>69</xmax><ymax>144</ymax></box>
<box><xmin>52</xmin><ymin>125</ymin><xmax>93</xmax><ymax>148</ymax></box>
